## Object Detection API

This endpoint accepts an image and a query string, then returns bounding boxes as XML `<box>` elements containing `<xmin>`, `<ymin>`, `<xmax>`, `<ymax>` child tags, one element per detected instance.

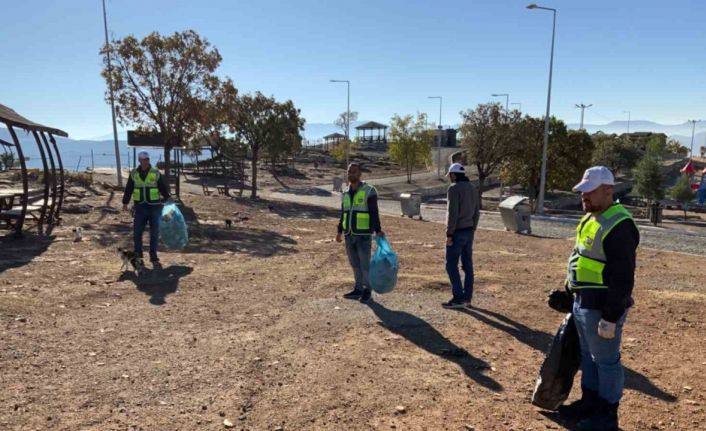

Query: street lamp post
<box><xmin>689</xmin><ymin>120</ymin><xmax>700</xmax><ymax>160</ymax></box>
<box><xmin>527</xmin><ymin>3</ymin><xmax>557</xmax><ymax>216</ymax></box>
<box><xmin>624</xmin><ymin>110</ymin><xmax>631</xmax><ymax>133</ymax></box>
<box><xmin>491</xmin><ymin>93</ymin><xmax>510</xmax><ymax>112</ymax></box>
<box><xmin>428</xmin><ymin>96</ymin><xmax>443</xmax><ymax>177</ymax></box>
<box><xmin>102</xmin><ymin>0</ymin><xmax>123</xmax><ymax>187</ymax></box>
<box><xmin>511</xmin><ymin>102</ymin><xmax>522</xmax><ymax>113</ymax></box>
<box><xmin>575</xmin><ymin>103</ymin><xmax>592</xmax><ymax>130</ymax></box>
<box><xmin>330</xmin><ymin>79</ymin><xmax>350</xmax><ymax>169</ymax></box>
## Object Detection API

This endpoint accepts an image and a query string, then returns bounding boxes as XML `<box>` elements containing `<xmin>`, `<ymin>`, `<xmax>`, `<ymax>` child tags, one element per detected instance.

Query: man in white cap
<box><xmin>122</xmin><ymin>151</ymin><xmax>171</xmax><ymax>265</ymax></box>
<box><xmin>552</xmin><ymin>166</ymin><xmax>639</xmax><ymax>431</ymax></box>
<box><xmin>442</xmin><ymin>162</ymin><xmax>480</xmax><ymax>309</ymax></box>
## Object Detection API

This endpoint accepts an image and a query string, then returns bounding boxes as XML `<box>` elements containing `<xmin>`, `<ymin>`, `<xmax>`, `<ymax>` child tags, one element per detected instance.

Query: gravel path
<box><xmin>265</xmin><ymin>188</ymin><xmax>706</xmax><ymax>257</ymax></box>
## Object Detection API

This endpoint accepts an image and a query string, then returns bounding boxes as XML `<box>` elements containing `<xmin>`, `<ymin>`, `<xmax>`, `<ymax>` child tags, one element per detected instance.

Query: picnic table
<box><xmin>0</xmin><ymin>188</ymin><xmax>40</xmax><ymax>213</ymax></box>
<box><xmin>0</xmin><ymin>191</ymin><xmax>16</xmax><ymax>211</ymax></box>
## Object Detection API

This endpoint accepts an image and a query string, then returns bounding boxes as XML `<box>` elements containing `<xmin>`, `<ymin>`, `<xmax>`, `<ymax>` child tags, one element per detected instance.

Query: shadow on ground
<box><xmin>91</xmin><ymin>202</ymin><xmax>299</xmax><ymax>257</ymax></box>
<box><xmin>119</xmin><ymin>263</ymin><xmax>193</xmax><ymax>305</ymax></box>
<box><xmin>186</xmin><ymin>224</ymin><xmax>298</xmax><ymax>257</ymax></box>
<box><xmin>271</xmin><ymin>187</ymin><xmax>333</xmax><ymax>198</ymax></box>
<box><xmin>460</xmin><ymin>306</ymin><xmax>677</xmax><ymax>403</ymax></box>
<box><xmin>0</xmin><ymin>234</ymin><xmax>53</xmax><ymax>274</ymax></box>
<box><xmin>235</xmin><ymin>197</ymin><xmax>340</xmax><ymax>219</ymax></box>
<box><xmin>367</xmin><ymin>301</ymin><xmax>503</xmax><ymax>392</ymax></box>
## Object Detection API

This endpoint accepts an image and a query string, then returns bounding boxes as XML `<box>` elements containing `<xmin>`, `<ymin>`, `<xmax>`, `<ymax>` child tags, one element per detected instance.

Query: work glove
<box><xmin>547</xmin><ymin>288</ymin><xmax>573</xmax><ymax>313</ymax></box>
<box><xmin>597</xmin><ymin>319</ymin><xmax>616</xmax><ymax>339</ymax></box>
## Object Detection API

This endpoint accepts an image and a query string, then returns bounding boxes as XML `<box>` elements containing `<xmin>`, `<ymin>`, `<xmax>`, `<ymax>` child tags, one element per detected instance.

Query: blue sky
<box><xmin>2</xmin><ymin>0</ymin><xmax>706</xmax><ymax>139</ymax></box>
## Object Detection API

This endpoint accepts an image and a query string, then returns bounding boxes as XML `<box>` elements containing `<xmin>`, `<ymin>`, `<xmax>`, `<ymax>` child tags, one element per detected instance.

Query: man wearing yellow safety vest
<box><xmin>552</xmin><ymin>166</ymin><xmax>639</xmax><ymax>431</ymax></box>
<box><xmin>122</xmin><ymin>151</ymin><xmax>171</xmax><ymax>264</ymax></box>
<box><xmin>336</xmin><ymin>163</ymin><xmax>384</xmax><ymax>303</ymax></box>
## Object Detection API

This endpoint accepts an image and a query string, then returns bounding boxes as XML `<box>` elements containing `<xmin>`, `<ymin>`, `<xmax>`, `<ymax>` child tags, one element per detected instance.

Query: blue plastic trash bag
<box><xmin>369</xmin><ymin>236</ymin><xmax>399</xmax><ymax>294</ymax></box>
<box><xmin>159</xmin><ymin>202</ymin><xmax>188</xmax><ymax>250</ymax></box>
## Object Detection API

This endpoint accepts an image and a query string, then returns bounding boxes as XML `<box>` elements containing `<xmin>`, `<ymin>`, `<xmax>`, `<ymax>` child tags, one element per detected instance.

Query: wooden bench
<box><xmin>226</xmin><ymin>181</ymin><xmax>245</xmax><ymax>198</ymax></box>
<box><xmin>202</xmin><ymin>183</ymin><xmax>213</xmax><ymax>196</ymax></box>
<box><xmin>1</xmin><ymin>205</ymin><xmax>43</xmax><ymax>218</ymax></box>
<box><xmin>216</xmin><ymin>185</ymin><xmax>228</xmax><ymax>196</ymax></box>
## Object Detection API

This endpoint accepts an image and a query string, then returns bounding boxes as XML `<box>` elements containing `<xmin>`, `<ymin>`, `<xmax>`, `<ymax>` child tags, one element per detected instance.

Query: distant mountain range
<box><xmin>565</xmin><ymin>120</ymin><xmax>706</xmax><ymax>150</ymax></box>
<box><xmin>566</xmin><ymin>120</ymin><xmax>704</xmax><ymax>136</ymax></box>
<box><xmin>85</xmin><ymin>121</ymin><xmax>370</xmax><ymax>142</ymax></box>
<box><xmin>1</xmin><ymin>127</ymin><xmax>130</xmax><ymax>170</ymax></box>
<box><xmin>3</xmin><ymin>118</ymin><xmax>704</xmax><ymax>169</ymax></box>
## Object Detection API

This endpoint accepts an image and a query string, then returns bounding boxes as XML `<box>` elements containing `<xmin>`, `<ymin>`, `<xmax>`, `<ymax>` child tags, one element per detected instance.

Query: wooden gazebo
<box><xmin>322</xmin><ymin>132</ymin><xmax>346</xmax><ymax>152</ymax></box>
<box><xmin>355</xmin><ymin>121</ymin><xmax>388</xmax><ymax>150</ymax></box>
<box><xmin>0</xmin><ymin>104</ymin><xmax>68</xmax><ymax>237</ymax></box>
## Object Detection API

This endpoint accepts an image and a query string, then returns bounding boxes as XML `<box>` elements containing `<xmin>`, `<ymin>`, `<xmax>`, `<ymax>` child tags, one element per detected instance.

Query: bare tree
<box><xmin>459</xmin><ymin>103</ymin><xmax>520</xmax><ymax>206</ymax></box>
<box><xmin>101</xmin><ymin>30</ymin><xmax>234</xmax><ymax>187</ymax></box>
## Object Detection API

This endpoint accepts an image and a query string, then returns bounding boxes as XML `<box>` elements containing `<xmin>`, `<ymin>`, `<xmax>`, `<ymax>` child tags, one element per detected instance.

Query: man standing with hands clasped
<box><xmin>336</xmin><ymin>162</ymin><xmax>384</xmax><ymax>303</ymax></box>
<box><xmin>552</xmin><ymin>166</ymin><xmax>640</xmax><ymax>431</ymax></box>
<box><xmin>443</xmin><ymin>162</ymin><xmax>480</xmax><ymax>309</ymax></box>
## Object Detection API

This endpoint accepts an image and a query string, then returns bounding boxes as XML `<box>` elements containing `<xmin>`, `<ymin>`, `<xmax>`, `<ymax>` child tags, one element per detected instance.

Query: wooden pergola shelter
<box><xmin>322</xmin><ymin>132</ymin><xmax>346</xmax><ymax>152</ymax></box>
<box><xmin>0</xmin><ymin>104</ymin><xmax>68</xmax><ymax>237</ymax></box>
<box><xmin>127</xmin><ymin>130</ymin><xmax>191</xmax><ymax>199</ymax></box>
<box><xmin>355</xmin><ymin>121</ymin><xmax>388</xmax><ymax>150</ymax></box>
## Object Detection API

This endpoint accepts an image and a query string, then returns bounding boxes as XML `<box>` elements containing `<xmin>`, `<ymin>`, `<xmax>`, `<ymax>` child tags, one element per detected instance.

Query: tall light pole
<box><xmin>511</xmin><ymin>102</ymin><xmax>522</xmax><ymax>113</ymax></box>
<box><xmin>623</xmin><ymin>110</ymin><xmax>631</xmax><ymax>133</ymax></box>
<box><xmin>575</xmin><ymin>103</ymin><xmax>592</xmax><ymax>130</ymax></box>
<box><xmin>428</xmin><ymin>96</ymin><xmax>443</xmax><ymax>177</ymax></box>
<box><xmin>330</xmin><ymin>79</ymin><xmax>350</xmax><ymax>169</ymax></box>
<box><xmin>527</xmin><ymin>3</ymin><xmax>556</xmax><ymax>216</ymax></box>
<box><xmin>491</xmin><ymin>93</ymin><xmax>510</xmax><ymax>112</ymax></box>
<box><xmin>688</xmin><ymin>120</ymin><xmax>700</xmax><ymax>160</ymax></box>
<box><xmin>102</xmin><ymin>0</ymin><xmax>123</xmax><ymax>187</ymax></box>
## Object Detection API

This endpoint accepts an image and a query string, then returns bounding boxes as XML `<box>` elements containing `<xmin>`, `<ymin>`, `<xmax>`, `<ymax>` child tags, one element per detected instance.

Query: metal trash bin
<box><xmin>333</xmin><ymin>177</ymin><xmax>343</xmax><ymax>192</ymax></box>
<box><xmin>400</xmin><ymin>192</ymin><xmax>422</xmax><ymax>220</ymax></box>
<box><xmin>648</xmin><ymin>202</ymin><xmax>663</xmax><ymax>225</ymax></box>
<box><xmin>499</xmin><ymin>195</ymin><xmax>531</xmax><ymax>234</ymax></box>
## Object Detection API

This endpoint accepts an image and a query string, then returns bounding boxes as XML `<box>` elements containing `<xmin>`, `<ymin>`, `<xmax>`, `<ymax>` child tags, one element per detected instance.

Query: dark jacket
<box><xmin>122</xmin><ymin>166</ymin><xmax>171</xmax><ymax>205</ymax></box>
<box><xmin>337</xmin><ymin>183</ymin><xmax>382</xmax><ymax>235</ymax></box>
<box><xmin>446</xmin><ymin>176</ymin><xmax>480</xmax><ymax>237</ymax></box>
<box><xmin>574</xmin><ymin>218</ymin><xmax>640</xmax><ymax>323</ymax></box>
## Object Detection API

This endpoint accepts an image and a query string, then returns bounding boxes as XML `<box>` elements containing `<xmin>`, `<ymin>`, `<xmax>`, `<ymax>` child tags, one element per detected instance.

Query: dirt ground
<box><xmin>1</xmin><ymin>184</ymin><xmax>705</xmax><ymax>431</ymax></box>
<box><xmin>214</xmin><ymin>152</ymin><xmax>427</xmax><ymax>191</ymax></box>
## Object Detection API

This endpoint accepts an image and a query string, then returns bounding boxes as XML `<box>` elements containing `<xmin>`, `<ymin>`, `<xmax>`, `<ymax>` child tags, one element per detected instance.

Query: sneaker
<box><xmin>343</xmin><ymin>289</ymin><xmax>363</xmax><ymax>300</ymax></box>
<box><xmin>360</xmin><ymin>288</ymin><xmax>372</xmax><ymax>303</ymax></box>
<box><xmin>463</xmin><ymin>298</ymin><xmax>473</xmax><ymax>308</ymax></box>
<box><xmin>442</xmin><ymin>299</ymin><xmax>465</xmax><ymax>309</ymax></box>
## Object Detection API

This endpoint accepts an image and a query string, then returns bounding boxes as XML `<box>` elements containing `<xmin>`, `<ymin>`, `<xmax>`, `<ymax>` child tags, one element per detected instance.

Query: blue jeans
<box><xmin>134</xmin><ymin>203</ymin><xmax>162</xmax><ymax>258</ymax></box>
<box><xmin>573</xmin><ymin>301</ymin><xmax>627</xmax><ymax>404</ymax></box>
<box><xmin>445</xmin><ymin>228</ymin><xmax>475</xmax><ymax>302</ymax></box>
<box><xmin>345</xmin><ymin>235</ymin><xmax>372</xmax><ymax>290</ymax></box>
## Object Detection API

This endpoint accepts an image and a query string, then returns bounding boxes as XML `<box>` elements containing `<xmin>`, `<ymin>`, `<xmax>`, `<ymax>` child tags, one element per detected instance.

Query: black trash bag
<box><xmin>547</xmin><ymin>288</ymin><xmax>573</xmax><ymax>313</ymax></box>
<box><xmin>531</xmin><ymin>313</ymin><xmax>581</xmax><ymax>410</ymax></box>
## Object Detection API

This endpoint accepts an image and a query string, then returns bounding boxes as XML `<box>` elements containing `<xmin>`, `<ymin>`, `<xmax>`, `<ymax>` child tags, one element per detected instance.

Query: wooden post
<box><xmin>31</xmin><ymin>131</ymin><xmax>49</xmax><ymax>232</ymax></box>
<box><xmin>7</xmin><ymin>126</ymin><xmax>28</xmax><ymax>237</ymax></box>
<box><xmin>48</xmin><ymin>134</ymin><xmax>65</xmax><ymax>224</ymax></box>
<box><xmin>39</xmin><ymin>132</ymin><xmax>58</xmax><ymax>225</ymax></box>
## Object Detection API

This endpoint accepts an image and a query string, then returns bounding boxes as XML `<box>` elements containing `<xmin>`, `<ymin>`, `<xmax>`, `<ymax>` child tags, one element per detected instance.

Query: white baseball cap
<box><xmin>572</xmin><ymin>166</ymin><xmax>615</xmax><ymax>193</ymax></box>
<box><xmin>137</xmin><ymin>151</ymin><xmax>150</xmax><ymax>161</ymax></box>
<box><xmin>447</xmin><ymin>163</ymin><xmax>466</xmax><ymax>176</ymax></box>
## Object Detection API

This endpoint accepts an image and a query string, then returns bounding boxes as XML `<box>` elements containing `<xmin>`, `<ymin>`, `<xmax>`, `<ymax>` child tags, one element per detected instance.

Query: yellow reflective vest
<box><xmin>131</xmin><ymin>167</ymin><xmax>161</xmax><ymax>205</ymax></box>
<box><xmin>566</xmin><ymin>203</ymin><xmax>635</xmax><ymax>290</ymax></box>
<box><xmin>341</xmin><ymin>182</ymin><xmax>375</xmax><ymax>235</ymax></box>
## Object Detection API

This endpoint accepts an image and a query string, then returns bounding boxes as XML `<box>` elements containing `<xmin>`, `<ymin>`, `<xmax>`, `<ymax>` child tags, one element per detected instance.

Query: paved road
<box><xmin>264</xmin><ymin>187</ymin><xmax>706</xmax><ymax>256</ymax></box>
